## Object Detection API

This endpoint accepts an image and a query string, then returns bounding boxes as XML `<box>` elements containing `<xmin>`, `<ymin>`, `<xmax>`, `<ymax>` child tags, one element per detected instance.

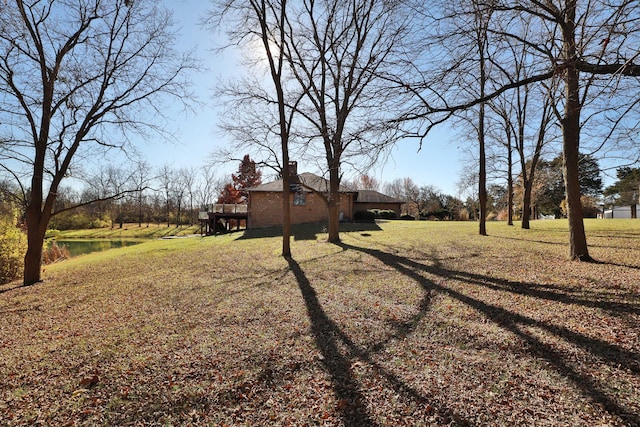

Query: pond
<box><xmin>49</xmin><ymin>239</ymin><xmax>146</xmax><ymax>257</ymax></box>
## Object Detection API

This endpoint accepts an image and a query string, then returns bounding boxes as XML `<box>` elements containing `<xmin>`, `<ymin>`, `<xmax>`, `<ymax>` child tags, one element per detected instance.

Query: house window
<box><xmin>294</xmin><ymin>191</ymin><xmax>306</xmax><ymax>206</ymax></box>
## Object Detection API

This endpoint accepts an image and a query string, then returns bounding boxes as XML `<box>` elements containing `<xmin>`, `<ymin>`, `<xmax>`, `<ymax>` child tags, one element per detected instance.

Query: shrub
<box><xmin>375</xmin><ymin>209</ymin><xmax>398</xmax><ymax>219</ymax></box>
<box><xmin>423</xmin><ymin>208</ymin><xmax>451</xmax><ymax>221</ymax></box>
<box><xmin>89</xmin><ymin>218</ymin><xmax>111</xmax><ymax>229</ymax></box>
<box><xmin>49</xmin><ymin>211</ymin><xmax>99</xmax><ymax>230</ymax></box>
<box><xmin>0</xmin><ymin>206</ymin><xmax>27</xmax><ymax>284</ymax></box>
<box><xmin>400</xmin><ymin>214</ymin><xmax>415</xmax><ymax>220</ymax></box>
<box><xmin>495</xmin><ymin>208</ymin><xmax>510</xmax><ymax>221</ymax></box>
<box><xmin>353</xmin><ymin>210</ymin><xmax>376</xmax><ymax>222</ymax></box>
<box><xmin>42</xmin><ymin>241</ymin><xmax>70</xmax><ymax>265</ymax></box>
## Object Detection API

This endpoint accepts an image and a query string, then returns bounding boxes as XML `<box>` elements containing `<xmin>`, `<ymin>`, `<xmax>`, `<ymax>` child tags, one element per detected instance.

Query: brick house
<box><xmin>247</xmin><ymin>171</ymin><xmax>356</xmax><ymax>229</ymax></box>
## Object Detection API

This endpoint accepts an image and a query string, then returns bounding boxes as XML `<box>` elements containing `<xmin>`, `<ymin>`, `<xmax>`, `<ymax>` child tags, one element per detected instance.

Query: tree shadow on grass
<box><xmin>337</xmin><ymin>242</ymin><xmax>640</xmax><ymax>426</ymax></box>
<box><xmin>286</xmin><ymin>257</ymin><xmax>471</xmax><ymax>426</ymax></box>
<box><xmin>0</xmin><ymin>284</ymin><xmax>24</xmax><ymax>295</ymax></box>
<box><xmin>239</xmin><ymin>222</ymin><xmax>382</xmax><ymax>241</ymax></box>
<box><xmin>491</xmin><ymin>233</ymin><xmax>640</xmax><ymax>268</ymax></box>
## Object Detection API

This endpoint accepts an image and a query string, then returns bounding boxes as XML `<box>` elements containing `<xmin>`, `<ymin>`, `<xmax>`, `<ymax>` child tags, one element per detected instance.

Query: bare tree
<box><xmin>488</xmin><ymin>50</ymin><xmax>560</xmax><ymax>229</ymax></box>
<box><xmin>382</xmin><ymin>178</ymin><xmax>404</xmax><ymax>200</ymax></box>
<box><xmin>130</xmin><ymin>160</ymin><xmax>154</xmax><ymax>227</ymax></box>
<box><xmin>472</xmin><ymin>1</ymin><xmax>493</xmax><ymax>235</ymax></box>
<box><xmin>344</xmin><ymin>174</ymin><xmax>380</xmax><ymax>191</ymax></box>
<box><xmin>194</xmin><ymin>165</ymin><xmax>221</xmax><ymax>211</ymax></box>
<box><xmin>0</xmin><ymin>0</ymin><xmax>194</xmax><ymax>285</ymax></box>
<box><xmin>178</xmin><ymin>167</ymin><xmax>198</xmax><ymax>226</ymax></box>
<box><xmin>383</xmin><ymin>177</ymin><xmax>411</xmax><ymax>215</ymax></box>
<box><xmin>519</xmin><ymin>1</ymin><xmax>640</xmax><ymax>260</ymax></box>
<box><xmin>105</xmin><ymin>166</ymin><xmax>130</xmax><ymax>229</ymax></box>
<box><xmin>284</xmin><ymin>0</ymin><xmax>413</xmax><ymax>243</ymax></box>
<box><xmin>402</xmin><ymin>177</ymin><xmax>420</xmax><ymax>218</ymax></box>
<box><xmin>407</xmin><ymin>0</ymin><xmax>640</xmax><ymax>261</ymax></box>
<box><xmin>157</xmin><ymin>164</ymin><xmax>177</xmax><ymax>228</ymax></box>
<box><xmin>209</xmin><ymin>0</ymin><xmax>298</xmax><ymax>257</ymax></box>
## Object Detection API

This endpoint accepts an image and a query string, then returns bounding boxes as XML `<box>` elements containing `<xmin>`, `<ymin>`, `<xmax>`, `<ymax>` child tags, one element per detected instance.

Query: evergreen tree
<box><xmin>534</xmin><ymin>153</ymin><xmax>603</xmax><ymax>217</ymax></box>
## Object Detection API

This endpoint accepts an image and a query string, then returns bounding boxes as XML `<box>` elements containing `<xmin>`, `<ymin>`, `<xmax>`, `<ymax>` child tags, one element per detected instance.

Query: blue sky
<box><xmin>141</xmin><ymin>1</ymin><xmax>465</xmax><ymax>196</ymax></box>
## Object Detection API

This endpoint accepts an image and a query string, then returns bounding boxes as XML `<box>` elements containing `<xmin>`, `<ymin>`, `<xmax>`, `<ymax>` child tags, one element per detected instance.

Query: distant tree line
<box><xmin>36</xmin><ymin>164</ymin><xmax>224</xmax><ymax>231</ymax></box>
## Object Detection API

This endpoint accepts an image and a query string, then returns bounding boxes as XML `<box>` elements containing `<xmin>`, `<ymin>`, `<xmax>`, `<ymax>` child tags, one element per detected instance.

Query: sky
<box><xmin>142</xmin><ymin>0</ymin><xmax>466</xmax><ymax>197</ymax></box>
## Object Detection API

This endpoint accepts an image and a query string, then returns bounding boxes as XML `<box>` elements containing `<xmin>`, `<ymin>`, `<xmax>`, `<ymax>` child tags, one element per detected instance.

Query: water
<box><xmin>50</xmin><ymin>239</ymin><xmax>145</xmax><ymax>257</ymax></box>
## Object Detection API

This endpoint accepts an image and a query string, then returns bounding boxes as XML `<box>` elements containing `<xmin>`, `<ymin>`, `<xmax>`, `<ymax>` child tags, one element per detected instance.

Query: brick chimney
<box><xmin>288</xmin><ymin>161</ymin><xmax>298</xmax><ymax>176</ymax></box>
<box><xmin>288</xmin><ymin>161</ymin><xmax>299</xmax><ymax>183</ymax></box>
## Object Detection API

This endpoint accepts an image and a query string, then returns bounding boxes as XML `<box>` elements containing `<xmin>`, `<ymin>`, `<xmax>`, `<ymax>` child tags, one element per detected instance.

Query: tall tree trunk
<box><xmin>24</xmin><ymin>209</ymin><xmax>48</xmax><ymax>286</ymax></box>
<box><xmin>476</xmin><ymin>3</ymin><xmax>489</xmax><ymax>236</ymax></box>
<box><xmin>507</xmin><ymin>147</ymin><xmax>514</xmax><ymax>226</ymax></box>
<box><xmin>282</xmin><ymin>157</ymin><xmax>291</xmax><ymax>257</ymax></box>
<box><xmin>24</xmin><ymin>180</ymin><xmax>54</xmax><ymax>285</ymax></box>
<box><xmin>562</xmin><ymin>1</ymin><xmax>591</xmax><ymax>261</ymax></box>
<box><xmin>23</xmin><ymin>126</ymin><xmax>49</xmax><ymax>285</ymax></box>
<box><xmin>479</xmin><ymin>136</ymin><xmax>487</xmax><ymax>235</ymax></box>
<box><xmin>327</xmin><ymin>160</ymin><xmax>341</xmax><ymax>243</ymax></box>
<box><xmin>522</xmin><ymin>180</ymin><xmax>533</xmax><ymax>229</ymax></box>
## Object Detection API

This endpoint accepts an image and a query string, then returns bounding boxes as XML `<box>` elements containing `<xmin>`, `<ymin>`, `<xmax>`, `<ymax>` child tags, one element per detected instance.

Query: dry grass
<box><xmin>1</xmin><ymin>219</ymin><xmax>639</xmax><ymax>426</ymax></box>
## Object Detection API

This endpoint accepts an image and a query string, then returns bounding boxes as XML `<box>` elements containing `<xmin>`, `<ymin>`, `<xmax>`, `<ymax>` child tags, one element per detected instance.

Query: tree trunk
<box><xmin>23</xmin><ymin>204</ymin><xmax>48</xmax><ymax>286</ymax></box>
<box><xmin>522</xmin><ymin>180</ymin><xmax>533</xmax><ymax>229</ymax></box>
<box><xmin>507</xmin><ymin>145</ymin><xmax>514</xmax><ymax>226</ymax></box>
<box><xmin>477</xmin><ymin>6</ymin><xmax>488</xmax><ymax>236</ymax></box>
<box><xmin>24</xmin><ymin>232</ymin><xmax>45</xmax><ymax>286</ymax></box>
<box><xmin>23</xmin><ymin>130</ymin><xmax>50</xmax><ymax>285</ymax></box>
<box><xmin>479</xmin><ymin>142</ymin><xmax>487</xmax><ymax>235</ymax></box>
<box><xmin>282</xmin><ymin>165</ymin><xmax>291</xmax><ymax>258</ymax></box>
<box><xmin>562</xmin><ymin>1</ymin><xmax>591</xmax><ymax>261</ymax></box>
<box><xmin>327</xmin><ymin>162</ymin><xmax>341</xmax><ymax>243</ymax></box>
<box><xmin>563</xmin><ymin>129</ymin><xmax>589</xmax><ymax>260</ymax></box>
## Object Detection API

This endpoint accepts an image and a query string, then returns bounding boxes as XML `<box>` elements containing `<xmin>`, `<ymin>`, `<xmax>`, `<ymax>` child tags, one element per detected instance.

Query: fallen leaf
<box><xmin>79</xmin><ymin>374</ymin><xmax>99</xmax><ymax>388</ymax></box>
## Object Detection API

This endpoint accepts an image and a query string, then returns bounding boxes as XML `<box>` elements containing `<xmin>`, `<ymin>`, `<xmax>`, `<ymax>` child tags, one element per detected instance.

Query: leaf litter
<box><xmin>0</xmin><ymin>220</ymin><xmax>638</xmax><ymax>426</ymax></box>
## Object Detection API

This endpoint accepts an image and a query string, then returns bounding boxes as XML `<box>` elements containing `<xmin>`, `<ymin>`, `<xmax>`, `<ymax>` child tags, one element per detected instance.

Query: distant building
<box><xmin>246</xmin><ymin>162</ymin><xmax>402</xmax><ymax>229</ymax></box>
<box><xmin>247</xmin><ymin>165</ymin><xmax>355</xmax><ymax>229</ymax></box>
<box><xmin>599</xmin><ymin>205</ymin><xmax>640</xmax><ymax>219</ymax></box>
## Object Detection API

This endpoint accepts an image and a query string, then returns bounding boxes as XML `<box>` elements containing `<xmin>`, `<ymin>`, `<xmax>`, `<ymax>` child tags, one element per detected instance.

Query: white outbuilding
<box><xmin>599</xmin><ymin>205</ymin><xmax>640</xmax><ymax>219</ymax></box>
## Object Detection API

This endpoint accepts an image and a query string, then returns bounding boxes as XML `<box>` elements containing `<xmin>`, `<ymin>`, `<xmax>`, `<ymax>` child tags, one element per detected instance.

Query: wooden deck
<box><xmin>199</xmin><ymin>204</ymin><xmax>249</xmax><ymax>235</ymax></box>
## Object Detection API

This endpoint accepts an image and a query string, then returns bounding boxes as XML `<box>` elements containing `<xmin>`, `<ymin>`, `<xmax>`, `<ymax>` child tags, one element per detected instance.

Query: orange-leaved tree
<box><xmin>217</xmin><ymin>155</ymin><xmax>262</xmax><ymax>204</ymax></box>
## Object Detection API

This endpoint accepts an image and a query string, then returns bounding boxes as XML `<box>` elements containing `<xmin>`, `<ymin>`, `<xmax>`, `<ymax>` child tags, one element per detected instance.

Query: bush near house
<box><xmin>353</xmin><ymin>210</ymin><xmax>376</xmax><ymax>222</ymax></box>
<box><xmin>354</xmin><ymin>209</ymin><xmax>398</xmax><ymax>222</ymax></box>
<box><xmin>371</xmin><ymin>209</ymin><xmax>397</xmax><ymax>219</ymax></box>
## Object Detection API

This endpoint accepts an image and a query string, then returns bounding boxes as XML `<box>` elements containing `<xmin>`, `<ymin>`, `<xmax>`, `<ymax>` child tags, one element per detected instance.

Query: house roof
<box><xmin>354</xmin><ymin>190</ymin><xmax>404</xmax><ymax>204</ymax></box>
<box><xmin>248</xmin><ymin>172</ymin><xmax>354</xmax><ymax>193</ymax></box>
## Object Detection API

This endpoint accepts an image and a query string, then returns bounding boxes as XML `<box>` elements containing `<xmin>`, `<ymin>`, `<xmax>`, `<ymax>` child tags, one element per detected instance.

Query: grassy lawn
<box><xmin>1</xmin><ymin>219</ymin><xmax>639</xmax><ymax>426</ymax></box>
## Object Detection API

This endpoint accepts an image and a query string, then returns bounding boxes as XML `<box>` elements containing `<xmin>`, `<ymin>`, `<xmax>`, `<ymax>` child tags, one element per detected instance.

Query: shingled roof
<box><xmin>354</xmin><ymin>190</ymin><xmax>404</xmax><ymax>203</ymax></box>
<box><xmin>248</xmin><ymin>172</ymin><xmax>354</xmax><ymax>193</ymax></box>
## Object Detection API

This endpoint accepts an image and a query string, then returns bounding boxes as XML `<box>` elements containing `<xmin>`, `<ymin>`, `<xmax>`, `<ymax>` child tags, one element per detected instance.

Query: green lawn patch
<box><xmin>1</xmin><ymin>220</ymin><xmax>639</xmax><ymax>426</ymax></box>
